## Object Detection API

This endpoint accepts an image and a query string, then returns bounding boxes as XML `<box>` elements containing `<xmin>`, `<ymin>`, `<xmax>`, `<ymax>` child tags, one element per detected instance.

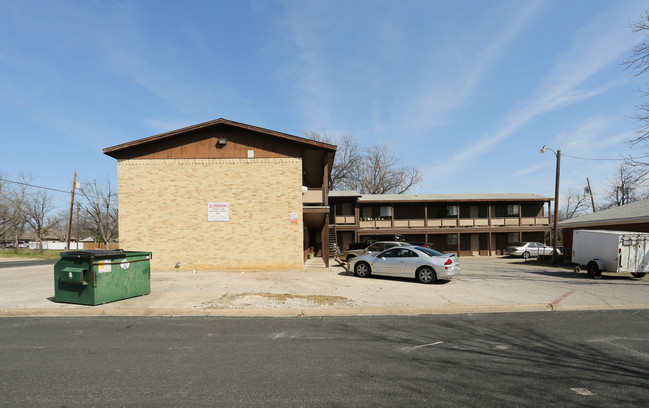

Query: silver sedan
<box><xmin>505</xmin><ymin>242</ymin><xmax>561</xmax><ymax>259</ymax></box>
<box><xmin>349</xmin><ymin>246</ymin><xmax>460</xmax><ymax>284</ymax></box>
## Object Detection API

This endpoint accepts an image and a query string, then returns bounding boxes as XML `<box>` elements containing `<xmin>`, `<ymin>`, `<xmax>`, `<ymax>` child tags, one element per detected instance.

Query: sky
<box><xmin>1</xmin><ymin>0</ymin><xmax>649</xmax><ymax>213</ymax></box>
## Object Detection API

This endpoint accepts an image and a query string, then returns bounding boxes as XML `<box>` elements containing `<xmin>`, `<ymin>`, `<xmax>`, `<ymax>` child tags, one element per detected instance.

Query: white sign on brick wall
<box><xmin>208</xmin><ymin>202</ymin><xmax>229</xmax><ymax>222</ymax></box>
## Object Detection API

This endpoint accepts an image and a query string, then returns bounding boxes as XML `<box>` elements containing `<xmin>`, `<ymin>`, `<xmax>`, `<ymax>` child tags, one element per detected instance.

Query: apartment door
<box><xmin>470</xmin><ymin>234</ymin><xmax>480</xmax><ymax>256</ymax></box>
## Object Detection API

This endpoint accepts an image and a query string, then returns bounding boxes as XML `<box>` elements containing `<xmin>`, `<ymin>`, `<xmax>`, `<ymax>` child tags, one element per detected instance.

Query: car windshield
<box><xmin>510</xmin><ymin>243</ymin><xmax>524</xmax><ymax>247</ymax></box>
<box><xmin>416</xmin><ymin>247</ymin><xmax>444</xmax><ymax>257</ymax></box>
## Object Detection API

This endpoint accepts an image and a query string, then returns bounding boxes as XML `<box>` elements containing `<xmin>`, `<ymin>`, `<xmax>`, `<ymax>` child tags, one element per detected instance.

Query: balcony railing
<box><xmin>335</xmin><ymin>215</ymin><xmax>356</xmax><ymax>224</ymax></box>
<box><xmin>339</xmin><ymin>216</ymin><xmax>550</xmax><ymax>228</ymax></box>
<box><xmin>302</xmin><ymin>188</ymin><xmax>324</xmax><ymax>205</ymax></box>
<box><xmin>360</xmin><ymin>219</ymin><xmax>391</xmax><ymax>228</ymax></box>
<box><xmin>394</xmin><ymin>219</ymin><xmax>425</xmax><ymax>228</ymax></box>
<box><xmin>459</xmin><ymin>218</ymin><xmax>489</xmax><ymax>227</ymax></box>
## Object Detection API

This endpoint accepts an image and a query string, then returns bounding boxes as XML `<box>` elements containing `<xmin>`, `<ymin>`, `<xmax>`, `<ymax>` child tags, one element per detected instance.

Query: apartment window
<box><xmin>447</xmin><ymin>234</ymin><xmax>458</xmax><ymax>245</ymax></box>
<box><xmin>362</xmin><ymin>207</ymin><xmax>372</xmax><ymax>219</ymax></box>
<box><xmin>507</xmin><ymin>204</ymin><xmax>519</xmax><ymax>216</ymax></box>
<box><xmin>447</xmin><ymin>205</ymin><xmax>457</xmax><ymax>216</ymax></box>
<box><xmin>380</xmin><ymin>206</ymin><xmax>392</xmax><ymax>217</ymax></box>
<box><xmin>508</xmin><ymin>232</ymin><xmax>519</xmax><ymax>243</ymax></box>
<box><xmin>341</xmin><ymin>202</ymin><xmax>353</xmax><ymax>216</ymax></box>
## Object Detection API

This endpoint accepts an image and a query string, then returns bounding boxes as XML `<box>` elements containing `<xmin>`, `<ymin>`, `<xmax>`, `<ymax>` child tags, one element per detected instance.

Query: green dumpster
<box><xmin>54</xmin><ymin>249</ymin><xmax>152</xmax><ymax>305</ymax></box>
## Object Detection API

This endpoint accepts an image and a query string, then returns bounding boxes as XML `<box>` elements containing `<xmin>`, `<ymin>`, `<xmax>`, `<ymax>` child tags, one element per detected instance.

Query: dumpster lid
<box><xmin>63</xmin><ymin>249</ymin><xmax>125</xmax><ymax>258</ymax></box>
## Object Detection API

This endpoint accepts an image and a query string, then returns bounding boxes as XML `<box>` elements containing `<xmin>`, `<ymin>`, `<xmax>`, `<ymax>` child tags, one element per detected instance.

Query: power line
<box><xmin>561</xmin><ymin>153</ymin><xmax>649</xmax><ymax>161</ymax></box>
<box><xmin>1</xmin><ymin>178</ymin><xmax>71</xmax><ymax>195</ymax></box>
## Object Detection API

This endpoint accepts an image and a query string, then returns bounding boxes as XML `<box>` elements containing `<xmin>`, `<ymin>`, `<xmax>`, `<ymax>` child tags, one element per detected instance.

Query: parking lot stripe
<box><xmin>551</xmin><ymin>289</ymin><xmax>576</xmax><ymax>306</ymax></box>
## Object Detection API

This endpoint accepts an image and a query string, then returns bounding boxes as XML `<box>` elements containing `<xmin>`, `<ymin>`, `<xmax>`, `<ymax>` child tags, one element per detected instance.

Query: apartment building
<box><xmin>104</xmin><ymin>118</ymin><xmax>336</xmax><ymax>270</ymax></box>
<box><xmin>330</xmin><ymin>192</ymin><xmax>553</xmax><ymax>256</ymax></box>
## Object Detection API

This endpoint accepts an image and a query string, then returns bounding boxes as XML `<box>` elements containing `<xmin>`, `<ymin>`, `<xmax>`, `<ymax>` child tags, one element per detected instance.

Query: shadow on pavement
<box><xmin>337</xmin><ymin>271</ymin><xmax>453</xmax><ymax>285</ymax></box>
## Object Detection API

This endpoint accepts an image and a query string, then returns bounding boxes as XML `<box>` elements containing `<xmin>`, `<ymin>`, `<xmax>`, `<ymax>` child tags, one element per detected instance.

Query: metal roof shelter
<box><xmin>559</xmin><ymin>199</ymin><xmax>649</xmax><ymax>228</ymax></box>
<box><xmin>559</xmin><ymin>199</ymin><xmax>649</xmax><ymax>262</ymax></box>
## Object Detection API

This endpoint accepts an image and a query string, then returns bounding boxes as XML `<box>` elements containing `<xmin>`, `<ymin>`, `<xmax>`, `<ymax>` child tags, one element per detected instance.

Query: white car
<box><xmin>349</xmin><ymin>246</ymin><xmax>460</xmax><ymax>284</ymax></box>
<box><xmin>505</xmin><ymin>242</ymin><xmax>560</xmax><ymax>259</ymax></box>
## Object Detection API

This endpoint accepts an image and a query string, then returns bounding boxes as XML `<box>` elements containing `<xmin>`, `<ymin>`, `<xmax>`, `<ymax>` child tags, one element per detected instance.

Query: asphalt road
<box><xmin>0</xmin><ymin>259</ymin><xmax>57</xmax><ymax>269</ymax></box>
<box><xmin>1</xmin><ymin>310</ymin><xmax>648</xmax><ymax>407</ymax></box>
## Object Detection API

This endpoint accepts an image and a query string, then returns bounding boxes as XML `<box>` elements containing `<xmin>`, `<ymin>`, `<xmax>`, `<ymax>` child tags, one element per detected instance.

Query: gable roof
<box><xmin>103</xmin><ymin>118</ymin><xmax>336</xmax><ymax>158</ymax></box>
<box><xmin>558</xmin><ymin>199</ymin><xmax>649</xmax><ymax>228</ymax></box>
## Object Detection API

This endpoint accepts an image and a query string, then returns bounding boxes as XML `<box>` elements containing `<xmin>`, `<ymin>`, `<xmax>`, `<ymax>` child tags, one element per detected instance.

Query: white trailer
<box><xmin>572</xmin><ymin>229</ymin><xmax>649</xmax><ymax>278</ymax></box>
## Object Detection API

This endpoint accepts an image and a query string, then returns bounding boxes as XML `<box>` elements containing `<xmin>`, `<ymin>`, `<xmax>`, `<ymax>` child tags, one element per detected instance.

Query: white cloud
<box><xmin>510</xmin><ymin>162</ymin><xmax>547</xmax><ymax>178</ymax></box>
<box><xmin>406</xmin><ymin>0</ymin><xmax>547</xmax><ymax>132</ymax></box>
<box><xmin>276</xmin><ymin>1</ymin><xmax>548</xmax><ymax>138</ymax></box>
<box><xmin>555</xmin><ymin>116</ymin><xmax>618</xmax><ymax>154</ymax></box>
<box><xmin>425</xmin><ymin>1</ymin><xmax>644</xmax><ymax>179</ymax></box>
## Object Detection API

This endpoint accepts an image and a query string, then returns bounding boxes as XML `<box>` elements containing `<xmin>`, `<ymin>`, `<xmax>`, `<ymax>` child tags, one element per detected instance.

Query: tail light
<box><xmin>444</xmin><ymin>259</ymin><xmax>452</xmax><ymax>265</ymax></box>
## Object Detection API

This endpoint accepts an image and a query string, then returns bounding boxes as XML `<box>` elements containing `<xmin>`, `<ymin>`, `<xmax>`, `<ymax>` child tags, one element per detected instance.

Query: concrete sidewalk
<box><xmin>1</xmin><ymin>256</ymin><xmax>648</xmax><ymax>317</ymax></box>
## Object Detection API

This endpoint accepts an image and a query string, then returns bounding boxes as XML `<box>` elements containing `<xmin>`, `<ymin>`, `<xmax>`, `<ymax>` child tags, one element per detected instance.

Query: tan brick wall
<box><xmin>117</xmin><ymin>158</ymin><xmax>304</xmax><ymax>271</ymax></box>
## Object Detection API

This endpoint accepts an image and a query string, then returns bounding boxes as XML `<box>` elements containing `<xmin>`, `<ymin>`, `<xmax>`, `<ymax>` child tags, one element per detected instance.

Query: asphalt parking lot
<box><xmin>0</xmin><ymin>256</ymin><xmax>647</xmax><ymax>316</ymax></box>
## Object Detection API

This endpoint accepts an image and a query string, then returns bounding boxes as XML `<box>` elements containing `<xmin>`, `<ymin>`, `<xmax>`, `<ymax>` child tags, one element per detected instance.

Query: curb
<box><xmin>2</xmin><ymin>303</ymin><xmax>649</xmax><ymax>318</ymax></box>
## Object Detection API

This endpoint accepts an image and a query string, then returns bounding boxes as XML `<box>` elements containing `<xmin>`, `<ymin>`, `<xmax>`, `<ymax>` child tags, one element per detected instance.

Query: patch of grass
<box><xmin>0</xmin><ymin>249</ymin><xmax>62</xmax><ymax>260</ymax></box>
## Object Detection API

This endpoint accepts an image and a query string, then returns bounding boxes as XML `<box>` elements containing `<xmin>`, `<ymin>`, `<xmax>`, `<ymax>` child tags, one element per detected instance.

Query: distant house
<box><xmin>19</xmin><ymin>230</ymin><xmax>75</xmax><ymax>250</ymax></box>
<box><xmin>558</xmin><ymin>199</ymin><xmax>649</xmax><ymax>261</ymax></box>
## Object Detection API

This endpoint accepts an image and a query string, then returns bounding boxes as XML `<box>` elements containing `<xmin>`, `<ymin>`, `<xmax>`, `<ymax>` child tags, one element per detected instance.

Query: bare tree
<box><xmin>305</xmin><ymin>131</ymin><xmax>423</xmax><ymax>193</ymax></box>
<box><xmin>624</xmin><ymin>11</ymin><xmax>649</xmax><ymax>175</ymax></box>
<box><xmin>304</xmin><ymin>131</ymin><xmax>363</xmax><ymax>191</ymax></box>
<box><xmin>603</xmin><ymin>162</ymin><xmax>649</xmax><ymax>207</ymax></box>
<box><xmin>0</xmin><ymin>174</ymin><xmax>31</xmax><ymax>246</ymax></box>
<box><xmin>0</xmin><ymin>176</ymin><xmax>10</xmax><ymax>238</ymax></box>
<box><xmin>78</xmin><ymin>179</ymin><xmax>118</xmax><ymax>248</ymax></box>
<box><xmin>560</xmin><ymin>188</ymin><xmax>590</xmax><ymax>220</ymax></box>
<box><xmin>626</xmin><ymin>11</ymin><xmax>649</xmax><ymax>74</ymax></box>
<box><xmin>356</xmin><ymin>145</ymin><xmax>423</xmax><ymax>194</ymax></box>
<box><xmin>47</xmin><ymin>210</ymin><xmax>70</xmax><ymax>241</ymax></box>
<box><xmin>24</xmin><ymin>191</ymin><xmax>53</xmax><ymax>250</ymax></box>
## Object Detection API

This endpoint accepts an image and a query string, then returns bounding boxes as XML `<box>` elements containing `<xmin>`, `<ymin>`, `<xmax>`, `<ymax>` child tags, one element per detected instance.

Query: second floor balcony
<box><xmin>344</xmin><ymin>216</ymin><xmax>550</xmax><ymax>229</ymax></box>
<box><xmin>331</xmin><ymin>199</ymin><xmax>551</xmax><ymax>229</ymax></box>
<box><xmin>303</xmin><ymin>188</ymin><xmax>324</xmax><ymax>205</ymax></box>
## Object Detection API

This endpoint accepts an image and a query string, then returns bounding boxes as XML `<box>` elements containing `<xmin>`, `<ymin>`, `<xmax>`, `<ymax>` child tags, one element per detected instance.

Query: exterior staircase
<box><xmin>328</xmin><ymin>225</ymin><xmax>338</xmax><ymax>257</ymax></box>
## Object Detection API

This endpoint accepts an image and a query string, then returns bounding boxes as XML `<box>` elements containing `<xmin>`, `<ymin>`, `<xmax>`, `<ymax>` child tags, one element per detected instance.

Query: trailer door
<box><xmin>637</xmin><ymin>235</ymin><xmax>649</xmax><ymax>273</ymax></box>
<box><xmin>619</xmin><ymin>235</ymin><xmax>649</xmax><ymax>273</ymax></box>
<box><xmin>619</xmin><ymin>235</ymin><xmax>633</xmax><ymax>273</ymax></box>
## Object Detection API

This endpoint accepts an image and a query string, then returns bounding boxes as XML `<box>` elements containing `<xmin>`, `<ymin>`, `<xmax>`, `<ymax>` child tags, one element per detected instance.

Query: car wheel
<box><xmin>632</xmin><ymin>273</ymin><xmax>646</xmax><ymax>278</ymax></box>
<box><xmin>416</xmin><ymin>267</ymin><xmax>437</xmax><ymax>284</ymax></box>
<box><xmin>587</xmin><ymin>262</ymin><xmax>600</xmax><ymax>278</ymax></box>
<box><xmin>522</xmin><ymin>251</ymin><xmax>530</xmax><ymax>260</ymax></box>
<box><xmin>354</xmin><ymin>262</ymin><xmax>371</xmax><ymax>278</ymax></box>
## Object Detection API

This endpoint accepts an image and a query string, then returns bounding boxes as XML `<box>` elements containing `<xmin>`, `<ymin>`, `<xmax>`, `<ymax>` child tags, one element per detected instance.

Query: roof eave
<box><xmin>559</xmin><ymin>216</ymin><xmax>649</xmax><ymax>228</ymax></box>
<box><xmin>103</xmin><ymin>118</ymin><xmax>337</xmax><ymax>158</ymax></box>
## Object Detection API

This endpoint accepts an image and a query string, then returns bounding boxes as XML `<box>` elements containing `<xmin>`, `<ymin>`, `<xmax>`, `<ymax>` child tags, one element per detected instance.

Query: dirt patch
<box><xmin>201</xmin><ymin>292</ymin><xmax>353</xmax><ymax>309</ymax></box>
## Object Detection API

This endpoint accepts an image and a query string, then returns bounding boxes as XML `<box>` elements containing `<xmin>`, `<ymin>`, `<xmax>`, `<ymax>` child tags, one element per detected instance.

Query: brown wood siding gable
<box><xmin>103</xmin><ymin>118</ymin><xmax>336</xmax><ymax>161</ymax></box>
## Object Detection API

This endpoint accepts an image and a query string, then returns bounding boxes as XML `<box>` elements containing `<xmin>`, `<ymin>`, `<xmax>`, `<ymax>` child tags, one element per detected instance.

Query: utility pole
<box><xmin>76</xmin><ymin>202</ymin><xmax>80</xmax><ymax>250</ymax></box>
<box><xmin>552</xmin><ymin>150</ymin><xmax>561</xmax><ymax>264</ymax></box>
<box><xmin>586</xmin><ymin>178</ymin><xmax>596</xmax><ymax>213</ymax></box>
<box><xmin>540</xmin><ymin>145</ymin><xmax>561</xmax><ymax>264</ymax></box>
<box><xmin>66</xmin><ymin>172</ymin><xmax>78</xmax><ymax>250</ymax></box>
